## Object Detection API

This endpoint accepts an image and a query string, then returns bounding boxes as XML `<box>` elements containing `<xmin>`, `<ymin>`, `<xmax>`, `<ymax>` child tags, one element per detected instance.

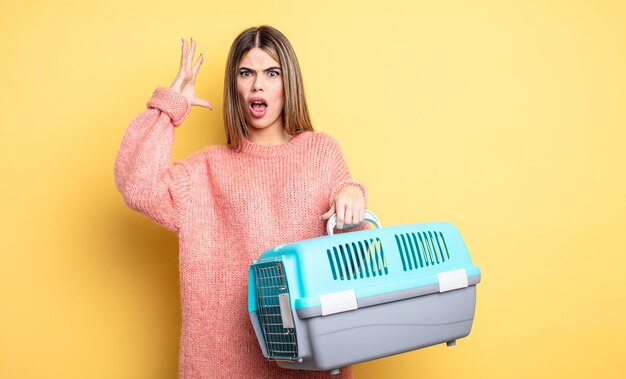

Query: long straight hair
<box><xmin>223</xmin><ymin>26</ymin><xmax>314</xmax><ymax>149</ymax></box>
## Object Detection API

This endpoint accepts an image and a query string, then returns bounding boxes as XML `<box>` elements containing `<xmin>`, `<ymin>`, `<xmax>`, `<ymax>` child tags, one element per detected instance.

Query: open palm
<box><xmin>170</xmin><ymin>38</ymin><xmax>213</xmax><ymax>110</ymax></box>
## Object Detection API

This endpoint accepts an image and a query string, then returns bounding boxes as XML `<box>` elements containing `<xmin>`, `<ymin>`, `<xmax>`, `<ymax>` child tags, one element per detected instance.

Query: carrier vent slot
<box><xmin>395</xmin><ymin>231</ymin><xmax>451</xmax><ymax>271</ymax></box>
<box><xmin>254</xmin><ymin>260</ymin><xmax>298</xmax><ymax>359</ymax></box>
<box><xmin>327</xmin><ymin>238</ymin><xmax>387</xmax><ymax>280</ymax></box>
<box><xmin>327</xmin><ymin>249</ymin><xmax>338</xmax><ymax>280</ymax></box>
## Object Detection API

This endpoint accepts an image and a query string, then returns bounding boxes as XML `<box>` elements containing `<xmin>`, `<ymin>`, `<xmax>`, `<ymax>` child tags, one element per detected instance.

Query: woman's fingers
<box><xmin>178</xmin><ymin>38</ymin><xmax>197</xmax><ymax>77</ymax></box>
<box><xmin>192</xmin><ymin>53</ymin><xmax>203</xmax><ymax>83</ymax></box>
<box><xmin>171</xmin><ymin>39</ymin><xmax>189</xmax><ymax>92</ymax></box>
<box><xmin>320</xmin><ymin>186</ymin><xmax>367</xmax><ymax>234</ymax></box>
<box><xmin>353</xmin><ymin>202</ymin><xmax>363</xmax><ymax>224</ymax></box>
<box><xmin>180</xmin><ymin>39</ymin><xmax>187</xmax><ymax>72</ymax></box>
<box><xmin>172</xmin><ymin>38</ymin><xmax>212</xmax><ymax>108</ymax></box>
<box><xmin>330</xmin><ymin>185</ymin><xmax>366</xmax><ymax>230</ymax></box>
<box><xmin>335</xmin><ymin>200</ymin><xmax>346</xmax><ymax>229</ymax></box>
<box><xmin>341</xmin><ymin>202</ymin><xmax>364</xmax><ymax>228</ymax></box>
<box><xmin>186</xmin><ymin>38</ymin><xmax>196</xmax><ymax>74</ymax></box>
<box><xmin>344</xmin><ymin>202</ymin><xmax>354</xmax><ymax>227</ymax></box>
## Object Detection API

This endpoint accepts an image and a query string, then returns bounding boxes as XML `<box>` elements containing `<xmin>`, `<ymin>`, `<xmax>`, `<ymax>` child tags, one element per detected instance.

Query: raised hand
<box><xmin>170</xmin><ymin>38</ymin><xmax>214</xmax><ymax>110</ymax></box>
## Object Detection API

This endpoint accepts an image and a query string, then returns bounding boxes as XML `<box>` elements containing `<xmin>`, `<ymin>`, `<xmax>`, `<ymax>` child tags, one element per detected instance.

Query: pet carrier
<box><xmin>248</xmin><ymin>211</ymin><xmax>480</xmax><ymax>375</ymax></box>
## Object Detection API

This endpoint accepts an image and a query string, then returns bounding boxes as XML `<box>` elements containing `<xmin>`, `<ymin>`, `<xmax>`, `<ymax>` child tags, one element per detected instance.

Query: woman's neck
<box><xmin>247</xmin><ymin>126</ymin><xmax>292</xmax><ymax>146</ymax></box>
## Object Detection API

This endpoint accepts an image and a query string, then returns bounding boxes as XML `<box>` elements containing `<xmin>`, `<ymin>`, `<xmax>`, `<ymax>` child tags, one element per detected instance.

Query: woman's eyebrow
<box><xmin>238</xmin><ymin>66</ymin><xmax>282</xmax><ymax>72</ymax></box>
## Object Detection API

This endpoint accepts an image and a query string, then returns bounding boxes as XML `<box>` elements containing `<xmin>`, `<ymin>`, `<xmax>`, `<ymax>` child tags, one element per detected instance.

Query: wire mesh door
<box><xmin>254</xmin><ymin>260</ymin><xmax>298</xmax><ymax>359</ymax></box>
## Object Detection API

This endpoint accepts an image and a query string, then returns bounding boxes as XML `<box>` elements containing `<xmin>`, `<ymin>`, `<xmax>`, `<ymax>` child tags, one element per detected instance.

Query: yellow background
<box><xmin>1</xmin><ymin>0</ymin><xmax>624</xmax><ymax>378</ymax></box>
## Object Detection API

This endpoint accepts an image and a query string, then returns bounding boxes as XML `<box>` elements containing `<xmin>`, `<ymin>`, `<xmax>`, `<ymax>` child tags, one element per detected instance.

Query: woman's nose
<box><xmin>252</xmin><ymin>75</ymin><xmax>263</xmax><ymax>91</ymax></box>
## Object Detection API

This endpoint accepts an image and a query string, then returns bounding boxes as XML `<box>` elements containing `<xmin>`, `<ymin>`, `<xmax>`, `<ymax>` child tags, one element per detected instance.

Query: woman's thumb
<box><xmin>320</xmin><ymin>205</ymin><xmax>335</xmax><ymax>220</ymax></box>
<box><xmin>194</xmin><ymin>98</ymin><xmax>214</xmax><ymax>110</ymax></box>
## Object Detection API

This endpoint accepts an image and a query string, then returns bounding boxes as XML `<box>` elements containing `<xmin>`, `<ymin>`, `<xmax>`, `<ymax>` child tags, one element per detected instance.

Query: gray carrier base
<box><xmin>250</xmin><ymin>282</ymin><xmax>478</xmax><ymax>374</ymax></box>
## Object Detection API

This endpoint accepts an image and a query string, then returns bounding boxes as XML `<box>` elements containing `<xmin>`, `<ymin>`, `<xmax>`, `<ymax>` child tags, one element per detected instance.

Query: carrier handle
<box><xmin>326</xmin><ymin>209</ymin><xmax>381</xmax><ymax>236</ymax></box>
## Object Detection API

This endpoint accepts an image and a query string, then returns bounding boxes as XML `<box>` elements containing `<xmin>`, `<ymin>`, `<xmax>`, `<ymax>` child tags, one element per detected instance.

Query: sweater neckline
<box><xmin>238</xmin><ymin>131</ymin><xmax>311</xmax><ymax>157</ymax></box>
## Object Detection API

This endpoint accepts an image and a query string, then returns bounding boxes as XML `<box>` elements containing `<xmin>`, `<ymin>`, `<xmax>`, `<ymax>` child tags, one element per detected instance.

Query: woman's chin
<box><xmin>246</xmin><ymin>118</ymin><xmax>282</xmax><ymax>132</ymax></box>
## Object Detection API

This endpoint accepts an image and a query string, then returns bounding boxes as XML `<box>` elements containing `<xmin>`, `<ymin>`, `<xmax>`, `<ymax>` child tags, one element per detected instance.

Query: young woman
<box><xmin>115</xmin><ymin>26</ymin><xmax>366</xmax><ymax>378</ymax></box>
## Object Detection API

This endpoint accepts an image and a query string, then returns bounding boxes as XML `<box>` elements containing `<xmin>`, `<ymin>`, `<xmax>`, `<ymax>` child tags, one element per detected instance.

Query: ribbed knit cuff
<box><xmin>328</xmin><ymin>179</ymin><xmax>368</xmax><ymax>208</ymax></box>
<box><xmin>147</xmin><ymin>87</ymin><xmax>191</xmax><ymax>127</ymax></box>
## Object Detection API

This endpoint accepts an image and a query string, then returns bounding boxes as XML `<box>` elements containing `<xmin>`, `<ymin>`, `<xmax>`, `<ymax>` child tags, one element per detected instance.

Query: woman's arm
<box><xmin>321</xmin><ymin>136</ymin><xmax>368</xmax><ymax>230</ymax></box>
<box><xmin>114</xmin><ymin>88</ymin><xmax>191</xmax><ymax>232</ymax></box>
<box><xmin>114</xmin><ymin>38</ymin><xmax>212</xmax><ymax>232</ymax></box>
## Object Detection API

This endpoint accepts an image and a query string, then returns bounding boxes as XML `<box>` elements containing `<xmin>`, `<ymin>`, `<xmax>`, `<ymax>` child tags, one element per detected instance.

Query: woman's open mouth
<box><xmin>250</xmin><ymin>100</ymin><xmax>268</xmax><ymax>118</ymax></box>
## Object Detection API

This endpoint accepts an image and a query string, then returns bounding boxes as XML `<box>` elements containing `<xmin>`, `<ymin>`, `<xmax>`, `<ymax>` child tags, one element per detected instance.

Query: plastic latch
<box><xmin>437</xmin><ymin>269</ymin><xmax>469</xmax><ymax>292</ymax></box>
<box><xmin>278</xmin><ymin>293</ymin><xmax>295</xmax><ymax>328</ymax></box>
<box><xmin>320</xmin><ymin>289</ymin><xmax>358</xmax><ymax>316</ymax></box>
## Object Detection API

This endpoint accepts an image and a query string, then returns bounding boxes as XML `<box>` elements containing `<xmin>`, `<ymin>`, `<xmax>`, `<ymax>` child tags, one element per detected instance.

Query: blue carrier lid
<box><xmin>248</xmin><ymin>222</ymin><xmax>480</xmax><ymax>316</ymax></box>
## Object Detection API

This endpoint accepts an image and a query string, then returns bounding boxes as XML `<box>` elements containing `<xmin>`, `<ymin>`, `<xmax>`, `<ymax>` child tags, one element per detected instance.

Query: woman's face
<box><xmin>236</xmin><ymin>47</ymin><xmax>285</xmax><ymax>134</ymax></box>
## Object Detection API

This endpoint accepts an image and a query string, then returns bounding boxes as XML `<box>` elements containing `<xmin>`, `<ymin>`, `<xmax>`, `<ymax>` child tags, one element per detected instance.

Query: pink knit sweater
<box><xmin>114</xmin><ymin>87</ymin><xmax>367</xmax><ymax>378</ymax></box>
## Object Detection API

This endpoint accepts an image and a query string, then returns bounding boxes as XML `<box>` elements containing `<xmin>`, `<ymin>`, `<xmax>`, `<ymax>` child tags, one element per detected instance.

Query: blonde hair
<box><xmin>223</xmin><ymin>26</ymin><xmax>314</xmax><ymax>149</ymax></box>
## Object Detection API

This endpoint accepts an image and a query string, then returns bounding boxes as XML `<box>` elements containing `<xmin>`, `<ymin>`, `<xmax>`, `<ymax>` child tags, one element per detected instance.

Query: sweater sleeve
<box><xmin>114</xmin><ymin>87</ymin><xmax>192</xmax><ymax>232</ymax></box>
<box><xmin>326</xmin><ymin>135</ymin><xmax>368</xmax><ymax>208</ymax></box>
<box><xmin>325</xmin><ymin>135</ymin><xmax>370</xmax><ymax>233</ymax></box>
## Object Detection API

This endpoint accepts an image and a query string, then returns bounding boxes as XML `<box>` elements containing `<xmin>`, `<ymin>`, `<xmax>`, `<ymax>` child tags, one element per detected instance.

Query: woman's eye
<box><xmin>239</xmin><ymin>70</ymin><xmax>252</xmax><ymax>77</ymax></box>
<box><xmin>268</xmin><ymin>70</ymin><xmax>280</xmax><ymax>77</ymax></box>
